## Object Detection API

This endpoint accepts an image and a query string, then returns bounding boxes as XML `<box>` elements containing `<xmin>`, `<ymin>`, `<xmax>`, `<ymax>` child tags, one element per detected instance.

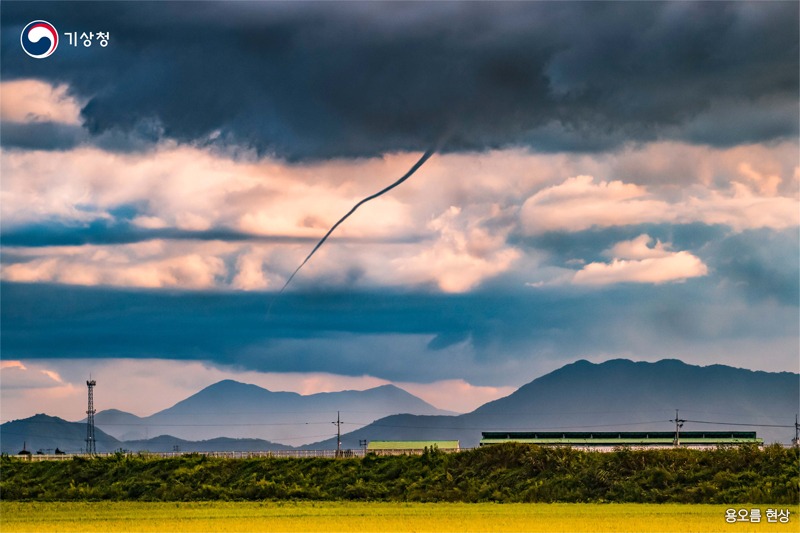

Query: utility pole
<box><xmin>670</xmin><ymin>409</ymin><xmax>685</xmax><ymax>447</ymax></box>
<box><xmin>85</xmin><ymin>377</ymin><xmax>97</xmax><ymax>455</ymax></box>
<box><xmin>793</xmin><ymin>414</ymin><xmax>799</xmax><ymax>447</ymax></box>
<box><xmin>333</xmin><ymin>411</ymin><xmax>342</xmax><ymax>458</ymax></box>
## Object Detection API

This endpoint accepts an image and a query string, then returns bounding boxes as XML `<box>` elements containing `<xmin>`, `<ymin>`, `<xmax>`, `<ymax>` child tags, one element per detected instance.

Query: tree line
<box><xmin>2</xmin><ymin>443</ymin><xmax>797</xmax><ymax>504</ymax></box>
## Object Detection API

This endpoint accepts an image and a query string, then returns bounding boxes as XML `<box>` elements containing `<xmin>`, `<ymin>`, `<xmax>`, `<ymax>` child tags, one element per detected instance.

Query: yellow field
<box><xmin>1</xmin><ymin>501</ymin><xmax>797</xmax><ymax>533</ymax></box>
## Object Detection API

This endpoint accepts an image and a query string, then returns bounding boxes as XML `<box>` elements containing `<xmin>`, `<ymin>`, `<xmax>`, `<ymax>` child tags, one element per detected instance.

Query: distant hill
<box><xmin>119</xmin><ymin>435</ymin><xmax>294</xmax><ymax>453</ymax></box>
<box><xmin>94</xmin><ymin>381</ymin><xmax>452</xmax><ymax>445</ymax></box>
<box><xmin>0</xmin><ymin>414</ymin><xmax>120</xmax><ymax>454</ymax></box>
<box><xmin>1</xmin><ymin>415</ymin><xmax>297</xmax><ymax>454</ymax></box>
<box><xmin>94</xmin><ymin>409</ymin><xmax>146</xmax><ymax>441</ymax></box>
<box><xmin>304</xmin><ymin>359</ymin><xmax>800</xmax><ymax>449</ymax></box>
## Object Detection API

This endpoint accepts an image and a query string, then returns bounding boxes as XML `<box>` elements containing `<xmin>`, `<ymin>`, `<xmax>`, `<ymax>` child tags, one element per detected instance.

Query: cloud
<box><xmin>2</xmin><ymin>137</ymin><xmax>796</xmax><ymax>292</ymax></box>
<box><xmin>0</xmin><ymin>232</ymin><xmax>518</xmax><ymax>292</ymax></box>
<box><xmin>707</xmin><ymin>228</ymin><xmax>800</xmax><ymax>306</ymax></box>
<box><xmin>0</xmin><ymin>221</ymin><xmax>326</xmax><ymax>248</ymax></box>
<box><xmin>0</xmin><ymin>82</ymin><xmax>796</xmax><ymax>295</ymax></box>
<box><xmin>231</xmin><ymin>250</ymin><xmax>270</xmax><ymax>291</ymax></box>
<box><xmin>0</xmin><ymin>360</ymin><xmax>68</xmax><ymax>390</ymax></box>
<box><xmin>521</xmin><ymin>175</ymin><xmax>664</xmax><ymax>233</ymax></box>
<box><xmin>605</xmin><ymin>234</ymin><xmax>674</xmax><ymax>260</ymax></box>
<box><xmin>392</xmin><ymin>206</ymin><xmax>520</xmax><ymax>292</ymax></box>
<box><xmin>571</xmin><ymin>235</ymin><xmax>708</xmax><ymax>286</ymax></box>
<box><xmin>396</xmin><ymin>379</ymin><xmax>516</xmax><ymax>413</ymax></box>
<box><xmin>3</xmin><ymin>280</ymin><xmax>797</xmax><ymax>390</ymax></box>
<box><xmin>1</xmin><ymin>121</ymin><xmax>86</xmax><ymax>151</ymax></box>
<box><xmin>684</xmin><ymin>183</ymin><xmax>800</xmax><ymax>231</ymax></box>
<box><xmin>1</xmin><ymin>144</ymin><xmax>525</xmax><ymax>292</ymax></box>
<box><xmin>2</xmin><ymin>242</ymin><xmax>229</xmax><ymax>289</ymax></box>
<box><xmin>0</xmin><ymin>203</ymin><xmax>522</xmax><ymax>292</ymax></box>
<box><xmin>0</xmin><ymin>144</ymin><xmax>431</xmax><ymax>239</ymax></box>
<box><xmin>520</xmin><ymin>175</ymin><xmax>799</xmax><ymax>234</ymax></box>
<box><xmin>0</xmin><ymin>80</ymin><xmax>82</xmax><ymax>124</ymax></box>
<box><xmin>588</xmin><ymin>141</ymin><xmax>799</xmax><ymax>198</ymax></box>
<box><xmin>521</xmin><ymin>224</ymin><xmax>798</xmax><ymax>305</ymax></box>
<box><xmin>737</xmin><ymin>162</ymin><xmax>781</xmax><ymax>196</ymax></box>
<box><xmin>3</xmin><ymin>124</ymin><xmax>795</xmax><ymax>241</ymax></box>
<box><xmin>680</xmin><ymin>95</ymin><xmax>799</xmax><ymax>148</ymax></box>
<box><xmin>0</xmin><ymin>80</ymin><xmax>87</xmax><ymax>150</ymax></box>
<box><xmin>1</xmin><ymin>2</ymin><xmax>796</xmax><ymax>158</ymax></box>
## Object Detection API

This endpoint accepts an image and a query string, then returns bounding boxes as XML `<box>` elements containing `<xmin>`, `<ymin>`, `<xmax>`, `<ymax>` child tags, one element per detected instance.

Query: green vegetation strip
<box><xmin>2</xmin><ymin>501</ymin><xmax>799</xmax><ymax>533</ymax></box>
<box><xmin>2</xmin><ymin>444</ymin><xmax>797</xmax><ymax>504</ymax></box>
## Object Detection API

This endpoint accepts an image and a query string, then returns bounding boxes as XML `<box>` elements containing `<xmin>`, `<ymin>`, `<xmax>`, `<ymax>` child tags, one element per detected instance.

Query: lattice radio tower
<box><xmin>85</xmin><ymin>377</ymin><xmax>97</xmax><ymax>455</ymax></box>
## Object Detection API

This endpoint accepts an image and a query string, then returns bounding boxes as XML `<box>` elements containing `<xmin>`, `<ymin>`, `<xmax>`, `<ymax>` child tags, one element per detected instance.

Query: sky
<box><xmin>1</xmin><ymin>1</ymin><xmax>798</xmax><ymax>423</ymax></box>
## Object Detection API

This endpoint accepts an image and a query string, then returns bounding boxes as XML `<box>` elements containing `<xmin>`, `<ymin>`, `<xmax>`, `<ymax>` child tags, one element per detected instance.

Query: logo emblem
<box><xmin>21</xmin><ymin>20</ymin><xmax>59</xmax><ymax>58</ymax></box>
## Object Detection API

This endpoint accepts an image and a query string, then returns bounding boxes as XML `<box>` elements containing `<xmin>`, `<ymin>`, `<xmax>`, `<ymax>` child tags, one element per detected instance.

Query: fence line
<box><xmin>11</xmin><ymin>443</ymin><xmax>796</xmax><ymax>462</ymax></box>
<box><xmin>16</xmin><ymin>450</ymin><xmax>353</xmax><ymax>461</ymax></box>
<box><xmin>16</xmin><ymin>447</ymin><xmax>475</xmax><ymax>461</ymax></box>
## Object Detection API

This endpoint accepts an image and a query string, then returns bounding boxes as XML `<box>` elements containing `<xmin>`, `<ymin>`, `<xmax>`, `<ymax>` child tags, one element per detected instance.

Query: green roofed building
<box><xmin>367</xmin><ymin>440</ymin><xmax>460</xmax><ymax>455</ymax></box>
<box><xmin>480</xmin><ymin>431</ymin><xmax>762</xmax><ymax>449</ymax></box>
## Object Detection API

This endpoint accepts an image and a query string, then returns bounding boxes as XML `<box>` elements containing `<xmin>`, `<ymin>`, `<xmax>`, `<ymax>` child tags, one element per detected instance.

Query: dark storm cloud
<box><xmin>0</xmin><ymin>118</ymin><xmax>167</xmax><ymax>153</ymax></box>
<box><xmin>2</xmin><ymin>1</ymin><xmax>796</xmax><ymax>159</ymax></box>
<box><xmin>706</xmin><ymin>229</ymin><xmax>800</xmax><ymax>306</ymax></box>
<box><xmin>0</xmin><ymin>121</ymin><xmax>85</xmax><ymax>150</ymax></box>
<box><xmin>2</xmin><ymin>279</ymin><xmax>796</xmax><ymax>384</ymax></box>
<box><xmin>0</xmin><ymin>220</ymin><xmax>310</xmax><ymax>247</ymax></box>
<box><xmin>511</xmin><ymin>224</ymin><xmax>799</xmax><ymax>307</ymax></box>
<box><xmin>515</xmin><ymin>224</ymin><xmax>730</xmax><ymax>266</ymax></box>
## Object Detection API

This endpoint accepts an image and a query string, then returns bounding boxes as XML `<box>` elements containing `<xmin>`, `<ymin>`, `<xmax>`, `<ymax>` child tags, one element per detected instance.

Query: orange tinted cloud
<box><xmin>572</xmin><ymin>235</ymin><xmax>708</xmax><ymax>286</ymax></box>
<box><xmin>0</xmin><ymin>80</ymin><xmax>82</xmax><ymax>124</ymax></box>
<box><xmin>521</xmin><ymin>175</ymin><xmax>798</xmax><ymax>234</ymax></box>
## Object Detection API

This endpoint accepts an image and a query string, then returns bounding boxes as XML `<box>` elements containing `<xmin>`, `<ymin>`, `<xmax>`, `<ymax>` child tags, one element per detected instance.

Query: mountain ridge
<box><xmin>4</xmin><ymin>359</ymin><xmax>797</xmax><ymax>453</ymax></box>
<box><xmin>1</xmin><ymin>414</ymin><xmax>120</xmax><ymax>454</ymax></box>
<box><xmin>93</xmin><ymin>379</ymin><xmax>454</xmax><ymax>444</ymax></box>
<box><xmin>0</xmin><ymin>414</ymin><xmax>292</xmax><ymax>454</ymax></box>
<box><xmin>305</xmin><ymin>358</ymin><xmax>799</xmax><ymax>448</ymax></box>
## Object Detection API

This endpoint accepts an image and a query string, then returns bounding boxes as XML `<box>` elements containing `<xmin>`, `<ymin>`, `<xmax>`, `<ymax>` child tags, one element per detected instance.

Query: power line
<box><xmin>684</xmin><ymin>419</ymin><xmax>795</xmax><ymax>428</ymax></box>
<box><xmin>361</xmin><ymin>420</ymin><xmax>673</xmax><ymax>431</ymax></box>
<box><xmin>89</xmin><ymin>421</ymin><xmax>330</xmax><ymax>427</ymax></box>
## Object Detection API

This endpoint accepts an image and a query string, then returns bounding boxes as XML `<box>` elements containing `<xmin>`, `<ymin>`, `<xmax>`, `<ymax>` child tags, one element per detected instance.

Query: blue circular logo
<box><xmin>21</xmin><ymin>20</ymin><xmax>59</xmax><ymax>59</ymax></box>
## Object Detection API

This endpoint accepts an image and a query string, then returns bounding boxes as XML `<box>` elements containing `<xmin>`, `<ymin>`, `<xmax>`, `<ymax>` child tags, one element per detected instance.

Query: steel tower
<box><xmin>86</xmin><ymin>378</ymin><xmax>97</xmax><ymax>455</ymax></box>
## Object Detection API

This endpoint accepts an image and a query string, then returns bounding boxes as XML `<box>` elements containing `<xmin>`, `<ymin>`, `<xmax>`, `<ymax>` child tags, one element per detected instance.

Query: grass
<box><xmin>1</xmin><ymin>501</ymin><xmax>798</xmax><ymax>532</ymax></box>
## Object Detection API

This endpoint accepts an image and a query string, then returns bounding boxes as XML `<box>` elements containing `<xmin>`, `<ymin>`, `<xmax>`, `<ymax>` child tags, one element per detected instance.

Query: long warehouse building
<box><xmin>480</xmin><ymin>431</ymin><xmax>762</xmax><ymax>450</ymax></box>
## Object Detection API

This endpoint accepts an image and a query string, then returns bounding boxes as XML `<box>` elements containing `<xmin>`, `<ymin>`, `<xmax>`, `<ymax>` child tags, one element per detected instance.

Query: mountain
<box><xmin>0</xmin><ymin>414</ymin><xmax>120</xmax><ymax>454</ymax></box>
<box><xmin>94</xmin><ymin>409</ymin><xmax>146</xmax><ymax>441</ymax></box>
<box><xmin>304</xmin><ymin>359</ymin><xmax>800</xmax><ymax>449</ymax></box>
<box><xmin>119</xmin><ymin>435</ymin><xmax>294</xmax><ymax>453</ymax></box>
<box><xmin>94</xmin><ymin>381</ymin><xmax>452</xmax><ymax>445</ymax></box>
<box><xmin>1</xmin><ymin>415</ymin><xmax>294</xmax><ymax>454</ymax></box>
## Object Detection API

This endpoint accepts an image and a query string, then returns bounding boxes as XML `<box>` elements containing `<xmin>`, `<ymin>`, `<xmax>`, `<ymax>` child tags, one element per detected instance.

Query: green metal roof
<box><xmin>367</xmin><ymin>440</ymin><xmax>460</xmax><ymax>450</ymax></box>
<box><xmin>480</xmin><ymin>437</ymin><xmax>762</xmax><ymax>446</ymax></box>
<box><xmin>479</xmin><ymin>431</ymin><xmax>762</xmax><ymax>447</ymax></box>
<box><xmin>481</xmin><ymin>431</ymin><xmax>758</xmax><ymax>439</ymax></box>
